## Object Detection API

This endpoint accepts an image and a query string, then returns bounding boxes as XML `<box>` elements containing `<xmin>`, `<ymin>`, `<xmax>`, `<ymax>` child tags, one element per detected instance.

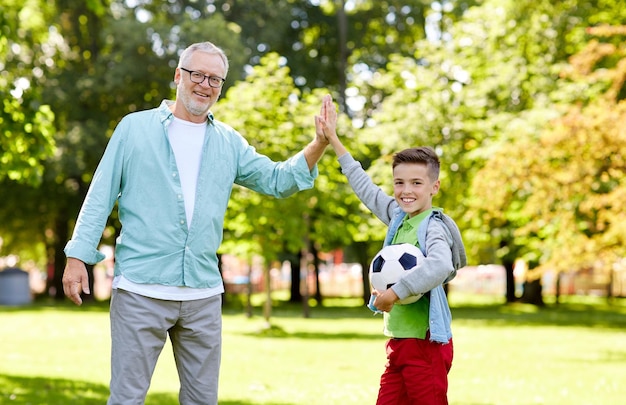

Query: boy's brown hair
<box><xmin>392</xmin><ymin>147</ymin><xmax>440</xmax><ymax>182</ymax></box>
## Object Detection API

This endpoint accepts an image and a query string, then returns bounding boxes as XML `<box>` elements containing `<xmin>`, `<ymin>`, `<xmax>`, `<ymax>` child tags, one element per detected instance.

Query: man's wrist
<box><xmin>309</xmin><ymin>139</ymin><xmax>329</xmax><ymax>151</ymax></box>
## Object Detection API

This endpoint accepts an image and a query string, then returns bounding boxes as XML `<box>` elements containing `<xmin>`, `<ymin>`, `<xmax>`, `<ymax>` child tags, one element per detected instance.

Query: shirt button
<box><xmin>172</xmin><ymin>172</ymin><xmax>177</xmax><ymax>177</ymax></box>
<box><xmin>178</xmin><ymin>194</ymin><xmax>183</xmax><ymax>199</ymax></box>
<box><xmin>180</xmin><ymin>220</ymin><xmax>185</xmax><ymax>225</ymax></box>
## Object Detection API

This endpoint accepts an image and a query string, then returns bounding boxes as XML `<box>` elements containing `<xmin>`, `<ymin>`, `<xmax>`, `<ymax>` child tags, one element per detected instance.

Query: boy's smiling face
<box><xmin>393</xmin><ymin>162</ymin><xmax>440</xmax><ymax>218</ymax></box>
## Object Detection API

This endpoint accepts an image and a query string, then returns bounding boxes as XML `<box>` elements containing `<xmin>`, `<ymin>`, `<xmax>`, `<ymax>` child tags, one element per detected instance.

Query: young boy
<box><xmin>314</xmin><ymin>96</ymin><xmax>466</xmax><ymax>404</ymax></box>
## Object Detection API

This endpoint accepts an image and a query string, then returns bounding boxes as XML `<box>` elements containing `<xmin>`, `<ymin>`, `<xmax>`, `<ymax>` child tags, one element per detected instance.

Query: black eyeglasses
<box><xmin>179</xmin><ymin>67</ymin><xmax>225</xmax><ymax>88</ymax></box>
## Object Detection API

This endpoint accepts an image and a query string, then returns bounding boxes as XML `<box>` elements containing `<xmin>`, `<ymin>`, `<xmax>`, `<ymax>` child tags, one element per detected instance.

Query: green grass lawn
<box><xmin>1</xmin><ymin>293</ymin><xmax>625</xmax><ymax>404</ymax></box>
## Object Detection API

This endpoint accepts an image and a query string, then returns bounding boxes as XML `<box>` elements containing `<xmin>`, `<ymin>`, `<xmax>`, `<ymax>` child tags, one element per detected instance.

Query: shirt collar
<box><xmin>401</xmin><ymin>208</ymin><xmax>435</xmax><ymax>231</ymax></box>
<box><xmin>158</xmin><ymin>99</ymin><xmax>214</xmax><ymax>124</ymax></box>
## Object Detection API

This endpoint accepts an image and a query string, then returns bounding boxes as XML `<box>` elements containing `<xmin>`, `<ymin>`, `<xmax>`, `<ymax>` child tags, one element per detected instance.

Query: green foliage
<box><xmin>0</xmin><ymin>0</ymin><xmax>57</xmax><ymax>184</ymax></box>
<box><xmin>216</xmin><ymin>53</ymin><xmax>365</xmax><ymax>264</ymax></box>
<box><xmin>322</xmin><ymin>0</ymin><xmax>626</xmax><ymax>275</ymax></box>
<box><xmin>0</xmin><ymin>98</ymin><xmax>55</xmax><ymax>184</ymax></box>
<box><xmin>1</xmin><ymin>0</ymin><xmax>251</xmax><ymax>265</ymax></box>
<box><xmin>468</xmin><ymin>25</ymin><xmax>626</xmax><ymax>272</ymax></box>
<box><xmin>3</xmin><ymin>0</ymin><xmax>626</xmax><ymax>295</ymax></box>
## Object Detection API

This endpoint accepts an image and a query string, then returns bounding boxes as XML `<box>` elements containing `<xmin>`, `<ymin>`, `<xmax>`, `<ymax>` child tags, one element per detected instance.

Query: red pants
<box><xmin>376</xmin><ymin>336</ymin><xmax>453</xmax><ymax>405</ymax></box>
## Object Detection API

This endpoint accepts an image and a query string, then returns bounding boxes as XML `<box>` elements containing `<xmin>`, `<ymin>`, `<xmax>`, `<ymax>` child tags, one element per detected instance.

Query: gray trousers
<box><xmin>107</xmin><ymin>289</ymin><xmax>222</xmax><ymax>405</ymax></box>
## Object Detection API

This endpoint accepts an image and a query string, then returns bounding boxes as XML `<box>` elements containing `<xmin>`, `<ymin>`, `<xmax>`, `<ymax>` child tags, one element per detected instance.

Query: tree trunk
<box><xmin>352</xmin><ymin>241</ymin><xmax>371</xmax><ymax>306</ymax></box>
<box><xmin>53</xmin><ymin>215</ymin><xmax>69</xmax><ymax>301</ymax></box>
<box><xmin>555</xmin><ymin>271</ymin><xmax>561</xmax><ymax>305</ymax></box>
<box><xmin>85</xmin><ymin>264</ymin><xmax>95</xmax><ymax>302</ymax></box>
<box><xmin>246</xmin><ymin>258</ymin><xmax>253</xmax><ymax>318</ymax></box>
<box><xmin>311</xmin><ymin>242</ymin><xmax>322</xmax><ymax>304</ymax></box>
<box><xmin>607</xmin><ymin>267</ymin><xmax>614</xmax><ymax>303</ymax></box>
<box><xmin>521</xmin><ymin>278</ymin><xmax>545</xmax><ymax>306</ymax></box>
<box><xmin>45</xmin><ymin>243</ymin><xmax>55</xmax><ymax>297</ymax></box>
<box><xmin>288</xmin><ymin>253</ymin><xmax>302</xmax><ymax>303</ymax></box>
<box><xmin>218</xmin><ymin>253</ymin><xmax>227</xmax><ymax>306</ymax></box>
<box><xmin>301</xmin><ymin>248</ymin><xmax>310</xmax><ymax>319</ymax></box>
<box><xmin>263</xmin><ymin>264</ymin><xmax>272</xmax><ymax>325</ymax></box>
<box><xmin>503</xmin><ymin>258</ymin><xmax>517</xmax><ymax>303</ymax></box>
<box><xmin>336</xmin><ymin>0</ymin><xmax>348</xmax><ymax>115</ymax></box>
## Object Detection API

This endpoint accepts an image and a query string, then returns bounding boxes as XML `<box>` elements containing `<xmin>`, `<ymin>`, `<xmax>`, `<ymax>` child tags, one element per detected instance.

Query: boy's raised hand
<box><xmin>315</xmin><ymin>95</ymin><xmax>335</xmax><ymax>140</ymax></box>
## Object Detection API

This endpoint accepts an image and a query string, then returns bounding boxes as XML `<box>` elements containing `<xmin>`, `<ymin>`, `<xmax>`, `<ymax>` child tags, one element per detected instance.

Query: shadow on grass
<box><xmin>228</xmin><ymin>297</ymin><xmax>626</xmax><ymax>327</ymax></box>
<box><xmin>450</xmin><ymin>300</ymin><xmax>626</xmax><ymax>329</ymax></box>
<box><xmin>0</xmin><ymin>374</ymin><xmax>110</xmax><ymax>405</ymax></box>
<box><xmin>223</xmin><ymin>303</ymin><xmax>377</xmax><ymax>320</ymax></box>
<box><xmin>240</xmin><ymin>323</ymin><xmax>383</xmax><ymax>340</ymax></box>
<box><xmin>5</xmin><ymin>294</ymin><xmax>626</xmax><ymax>331</ymax></box>
<box><xmin>0</xmin><ymin>374</ymin><xmax>293</xmax><ymax>405</ymax></box>
<box><xmin>0</xmin><ymin>296</ymin><xmax>111</xmax><ymax>314</ymax></box>
<box><xmin>229</xmin><ymin>297</ymin><xmax>626</xmax><ymax>340</ymax></box>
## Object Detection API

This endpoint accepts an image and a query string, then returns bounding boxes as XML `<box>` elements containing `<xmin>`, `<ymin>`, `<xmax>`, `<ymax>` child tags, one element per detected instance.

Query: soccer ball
<box><xmin>369</xmin><ymin>243</ymin><xmax>425</xmax><ymax>305</ymax></box>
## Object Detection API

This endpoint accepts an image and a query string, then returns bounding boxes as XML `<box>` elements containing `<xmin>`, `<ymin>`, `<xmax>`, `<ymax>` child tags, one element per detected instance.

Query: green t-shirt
<box><xmin>383</xmin><ymin>209</ymin><xmax>433</xmax><ymax>339</ymax></box>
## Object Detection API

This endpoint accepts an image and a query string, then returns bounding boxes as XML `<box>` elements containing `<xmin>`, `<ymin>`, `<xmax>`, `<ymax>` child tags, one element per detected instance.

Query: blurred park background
<box><xmin>1</xmin><ymin>0</ymin><xmax>626</xmax><ymax>403</ymax></box>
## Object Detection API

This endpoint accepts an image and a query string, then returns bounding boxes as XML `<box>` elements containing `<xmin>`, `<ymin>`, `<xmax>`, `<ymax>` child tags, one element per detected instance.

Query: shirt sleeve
<box><xmin>64</xmin><ymin>119</ymin><xmax>127</xmax><ymax>264</ymax></box>
<box><xmin>234</xmin><ymin>137</ymin><xmax>318</xmax><ymax>198</ymax></box>
<box><xmin>337</xmin><ymin>153</ymin><xmax>397</xmax><ymax>225</ymax></box>
<box><xmin>392</xmin><ymin>220</ymin><xmax>455</xmax><ymax>299</ymax></box>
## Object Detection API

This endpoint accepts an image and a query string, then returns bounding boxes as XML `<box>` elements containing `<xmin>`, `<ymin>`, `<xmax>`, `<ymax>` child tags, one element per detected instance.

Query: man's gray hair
<box><xmin>178</xmin><ymin>42</ymin><xmax>229</xmax><ymax>76</ymax></box>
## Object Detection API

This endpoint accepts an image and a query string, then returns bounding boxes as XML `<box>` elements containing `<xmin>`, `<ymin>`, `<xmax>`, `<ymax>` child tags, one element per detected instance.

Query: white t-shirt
<box><xmin>168</xmin><ymin>117</ymin><xmax>205</xmax><ymax>226</ymax></box>
<box><xmin>113</xmin><ymin>117</ymin><xmax>222</xmax><ymax>301</ymax></box>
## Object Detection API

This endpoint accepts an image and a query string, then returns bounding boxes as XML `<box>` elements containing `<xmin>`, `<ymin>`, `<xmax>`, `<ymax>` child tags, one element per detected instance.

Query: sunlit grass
<box><xmin>1</xmin><ymin>294</ymin><xmax>625</xmax><ymax>404</ymax></box>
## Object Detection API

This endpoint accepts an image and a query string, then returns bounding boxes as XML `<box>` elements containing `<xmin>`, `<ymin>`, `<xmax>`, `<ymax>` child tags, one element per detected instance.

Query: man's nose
<box><xmin>198</xmin><ymin>77</ymin><xmax>212</xmax><ymax>88</ymax></box>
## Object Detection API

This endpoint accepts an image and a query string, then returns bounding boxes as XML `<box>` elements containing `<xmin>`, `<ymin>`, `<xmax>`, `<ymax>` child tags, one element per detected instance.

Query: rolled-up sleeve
<box><xmin>235</xmin><ymin>141</ymin><xmax>318</xmax><ymax>198</ymax></box>
<box><xmin>64</xmin><ymin>121</ymin><xmax>126</xmax><ymax>264</ymax></box>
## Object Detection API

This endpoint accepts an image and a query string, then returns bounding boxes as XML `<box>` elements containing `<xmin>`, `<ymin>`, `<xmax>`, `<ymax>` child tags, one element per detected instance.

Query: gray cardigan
<box><xmin>338</xmin><ymin>153</ymin><xmax>467</xmax><ymax>343</ymax></box>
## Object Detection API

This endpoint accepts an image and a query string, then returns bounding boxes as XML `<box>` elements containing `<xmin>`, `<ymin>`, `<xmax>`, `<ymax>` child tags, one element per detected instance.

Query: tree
<box><xmin>0</xmin><ymin>0</ymin><xmax>250</xmax><ymax>298</ymax></box>
<box><xmin>469</xmin><ymin>25</ymin><xmax>626</xmax><ymax>303</ymax></box>
<box><xmin>5</xmin><ymin>0</ymin><xmax>626</xmax><ymax>307</ymax></box>
<box><xmin>152</xmin><ymin>1</ymin><xmax>444</xmax><ymax>113</ymax></box>
<box><xmin>0</xmin><ymin>0</ymin><xmax>56</xmax><ymax>184</ymax></box>
<box><xmin>345</xmin><ymin>0</ymin><xmax>626</xmax><ymax>304</ymax></box>
<box><xmin>217</xmin><ymin>52</ymin><xmax>369</xmax><ymax>309</ymax></box>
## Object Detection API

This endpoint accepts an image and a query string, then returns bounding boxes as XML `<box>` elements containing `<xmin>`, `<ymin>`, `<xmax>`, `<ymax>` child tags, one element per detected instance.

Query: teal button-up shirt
<box><xmin>64</xmin><ymin>100</ymin><xmax>318</xmax><ymax>288</ymax></box>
